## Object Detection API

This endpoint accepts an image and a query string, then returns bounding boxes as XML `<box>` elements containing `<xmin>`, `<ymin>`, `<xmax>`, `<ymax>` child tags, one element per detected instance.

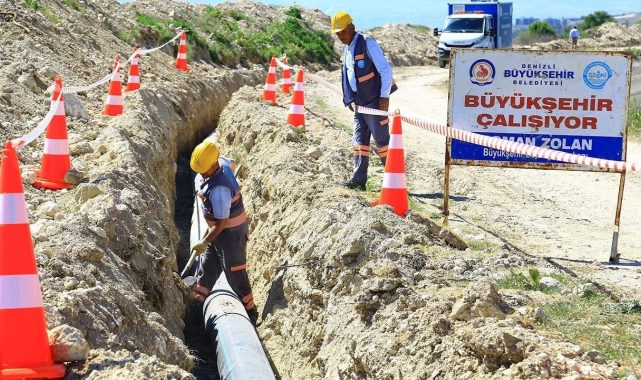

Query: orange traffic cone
<box><xmin>287</xmin><ymin>69</ymin><xmax>305</xmax><ymax>128</ymax></box>
<box><xmin>102</xmin><ymin>56</ymin><xmax>123</xmax><ymax>116</ymax></box>
<box><xmin>263</xmin><ymin>56</ymin><xmax>277</xmax><ymax>105</ymax></box>
<box><xmin>34</xmin><ymin>76</ymin><xmax>71</xmax><ymax>191</ymax></box>
<box><xmin>281</xmin><ymin>57</ymin><xmax>292</xmax><ymax>94</ymax></box>
<box><xmin>0</xmin><ymin>142</ymin><xmax>67</xmax><ymax>379</ymax></box>
<box><xmin>126</xmin><ymin>46</ymin><xmax>140</xmax><ymax>92</ymax></box>
<box><xmin>175</xmin><ymin>31</ymin><xmax>189</xmax><ymax>72</ymax></box>
<box><xmin>372</xmin><ymin>112</ymin><xmax>410</xmax><ymax>217</ymax></box>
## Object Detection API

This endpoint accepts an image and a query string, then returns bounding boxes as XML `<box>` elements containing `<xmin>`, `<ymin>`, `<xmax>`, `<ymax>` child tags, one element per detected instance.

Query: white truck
<box><xmin>433</xmin><ymin>0</ymin><xmax>513</xmax><ymax>68</ymax></box>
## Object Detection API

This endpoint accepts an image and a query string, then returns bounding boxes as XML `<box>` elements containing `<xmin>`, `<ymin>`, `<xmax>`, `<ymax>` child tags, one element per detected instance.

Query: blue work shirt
<box><xmin>209</xmin><ymin>157</ymin><xmax>233</xmax><ymax>219</ymax></box>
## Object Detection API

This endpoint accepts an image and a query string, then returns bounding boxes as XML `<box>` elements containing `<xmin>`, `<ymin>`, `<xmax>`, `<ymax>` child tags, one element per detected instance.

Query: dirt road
<box><xmin>313</xmin><ymin>65</ymin><xmax>641</xmax><ymax>300</ymax></box>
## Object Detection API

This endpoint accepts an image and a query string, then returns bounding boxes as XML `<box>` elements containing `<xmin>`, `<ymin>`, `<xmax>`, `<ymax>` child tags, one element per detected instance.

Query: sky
<box><xmin>187</xmin><ymin>0</ymin><xmax>641</xmax><ymax>30</ymax></box>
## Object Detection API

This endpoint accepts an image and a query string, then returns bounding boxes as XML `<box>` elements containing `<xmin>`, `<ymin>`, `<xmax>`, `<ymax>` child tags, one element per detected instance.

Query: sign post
<box><xmin>445</xmin><ymin>49</ymin><xmax>632</xmax><ymax>262</ymax></box>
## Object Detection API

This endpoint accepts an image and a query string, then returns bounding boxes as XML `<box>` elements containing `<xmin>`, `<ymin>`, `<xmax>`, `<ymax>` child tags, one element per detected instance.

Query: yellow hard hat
<box><xmin>330</xmin><ymin>11</ymin><xmax>353</xmax><ymax>33</ymax></box>
<box><xmin>190</xmin><ymin>141</ymin><xmax>219</xmax><ymax>174</ymax></box>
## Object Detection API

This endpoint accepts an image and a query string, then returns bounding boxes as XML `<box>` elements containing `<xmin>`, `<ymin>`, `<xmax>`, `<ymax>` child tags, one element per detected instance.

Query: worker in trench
<box><xmin>189</xmin><ymin>141</ymin><xmax>259</xmax><ymax>326</ymax></box>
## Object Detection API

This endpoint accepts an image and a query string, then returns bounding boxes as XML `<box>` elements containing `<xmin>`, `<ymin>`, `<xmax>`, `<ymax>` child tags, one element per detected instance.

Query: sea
<box><xmin>193</xmin><ymin>0</ymin><xmax>640</xmax><ymax>30</ymax></box>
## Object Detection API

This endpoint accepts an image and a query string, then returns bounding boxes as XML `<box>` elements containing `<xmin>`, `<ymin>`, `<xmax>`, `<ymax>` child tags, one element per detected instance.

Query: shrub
<box><xmin>528</xmin><ymin>21</ymin><xmax>556</xmax><ymax>36</ymax></box>
<box><xmin>24</xmin><ymin>0</ymin><xmax>40</xmax><ymax>11</ymax></box>
<box><xmin>624</xmin><ymin>47</ymin><xmax>641</xmax><ymax>58</ymax></box>
<box><xmin>135</xmin><ymin>14</ymin><xmax>176</xmax><ymax>42</ymax></box>
<box><xmin>240</xmin><ymin>16</ymin><xmax>336</xmax><ymax>63</ymax></box>
<box><xmin>284</xmin><ymin>6</ymin><xmax>302</xmax><ymax>19</ymax></box>
<box><xmin>136</xmin><ymin>8</ymin><xmax>336</xmax><ymax>66</ymax></box>
<box><xmin>580</xmin><ymin>11</ymin><xmax>614</xmax><ymax>30</ymax></box>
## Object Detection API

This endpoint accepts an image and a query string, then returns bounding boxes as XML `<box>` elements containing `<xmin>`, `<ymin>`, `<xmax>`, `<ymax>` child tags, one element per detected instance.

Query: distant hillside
<box><xmin>614</xmin><ymin>12</ymin><xmax>641</xmax><ymax>26</ymax></box>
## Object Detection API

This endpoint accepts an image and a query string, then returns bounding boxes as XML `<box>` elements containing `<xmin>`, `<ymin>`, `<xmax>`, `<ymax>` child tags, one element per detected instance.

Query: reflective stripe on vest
<box><xmin>358</xmin><ymin>72</ymin><xmax>375</xmax><ymax>83</ymax></box>
<box><xmin>205</xmin><ymin>210</ymin><xmax>248</xmax><ymax>229</ymax></box>
<box><xmin>201</xmin><ymin>163</ymin><xmax>247</xmax><ymax>230</ymax></box>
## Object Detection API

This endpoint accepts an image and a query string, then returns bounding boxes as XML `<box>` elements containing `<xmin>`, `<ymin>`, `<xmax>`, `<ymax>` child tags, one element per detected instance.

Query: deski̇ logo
<box><xmin>469</xmin><ymin>59</ymin><xmax>496</xmax><ymax>86</ymax></box>
<box><xmin>583</xmin><ymin>61</ymin><xmax>612</xmax><ymax>90</ymax></box>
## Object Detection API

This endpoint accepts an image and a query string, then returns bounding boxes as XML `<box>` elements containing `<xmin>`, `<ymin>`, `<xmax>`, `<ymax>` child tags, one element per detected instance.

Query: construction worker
<box><xmin>331</xmin><ymin>10</ymin><xmax>398</xmax><ymax>191</ymax></box>
<box><xmin>189</xmin><ymin>141</ymin><xmax>258</xmax><ymax>325</ymax></box>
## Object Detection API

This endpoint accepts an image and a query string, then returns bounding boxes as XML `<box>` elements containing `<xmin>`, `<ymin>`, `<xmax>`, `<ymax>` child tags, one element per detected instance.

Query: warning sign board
<box><xmin>448</xmin><ymin>50</ymin><xmax>632</xmax><ymax>171</ymax></box>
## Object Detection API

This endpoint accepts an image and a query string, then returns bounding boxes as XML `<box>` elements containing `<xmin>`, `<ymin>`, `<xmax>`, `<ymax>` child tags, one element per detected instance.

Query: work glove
<box><xmin>191</xmin><ymin>238</ymin><xmax>209</xmax><ymax>256</ymax></box>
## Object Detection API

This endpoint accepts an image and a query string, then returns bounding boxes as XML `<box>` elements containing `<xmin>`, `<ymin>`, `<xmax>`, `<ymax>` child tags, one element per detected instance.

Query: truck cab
<box><xmin>434</xmin><ymin>12</ymin><xmax>495</xmax><ymax>68</ymax></box>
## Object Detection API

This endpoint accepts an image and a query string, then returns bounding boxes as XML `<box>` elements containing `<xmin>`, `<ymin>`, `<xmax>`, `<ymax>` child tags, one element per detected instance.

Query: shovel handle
<box><xmin>180</xmin><ymin>250</ymin><xmax>198</xmax><ymax>279</ymax></box>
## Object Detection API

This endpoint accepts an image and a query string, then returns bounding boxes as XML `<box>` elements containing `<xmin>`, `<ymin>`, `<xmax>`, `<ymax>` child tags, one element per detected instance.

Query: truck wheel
<box><xmin>438</xmin><ymin>60</ymin><xmax>446</xmax><ymax>68</ymax></box>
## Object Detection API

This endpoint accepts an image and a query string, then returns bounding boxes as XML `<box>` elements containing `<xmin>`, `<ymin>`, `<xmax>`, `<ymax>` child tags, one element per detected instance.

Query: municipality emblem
<box><xmin>469</xmin><ymin>59</ymin><xmax>495</xmax><ymax>86</ymax></box>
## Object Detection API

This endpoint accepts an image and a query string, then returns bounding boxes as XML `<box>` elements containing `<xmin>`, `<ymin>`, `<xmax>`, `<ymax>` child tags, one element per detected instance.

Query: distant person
<box><xmin>189</xmin><ymin>141</ymin><xmax>258</xmax><ymax>326</ymax></box>
<box><xmin>330</xmin><ymin>10</ymin><xmax>397</xmax><ymax>191</ymax></box>
<box><xmin>570</xmin><ymin>26</ymin><xmax>580</xmax><ymax>51</ymax></box>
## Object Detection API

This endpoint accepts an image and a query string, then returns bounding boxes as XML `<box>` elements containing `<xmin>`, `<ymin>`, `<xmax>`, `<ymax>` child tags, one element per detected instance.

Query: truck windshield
<box><xmin>443</xmin><ymin>18</ymin><xmax>484</xmax><ymax>33</ymax></box>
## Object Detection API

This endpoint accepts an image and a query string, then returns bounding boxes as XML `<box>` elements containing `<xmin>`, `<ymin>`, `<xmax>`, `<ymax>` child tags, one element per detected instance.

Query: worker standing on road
<box><xmin>189</xmin><ymin>141</ymin><xmax>259</xmax><ymax>325</ymax></box>
<box><xmin>569</xmin><ymin>26</ymin><xmax>580</xmax><ymax>51</ymax></box>
<box><xmin>331</xmin><ymin>10</ymin><xmax>397</xmax><ymax>191</ymax></box>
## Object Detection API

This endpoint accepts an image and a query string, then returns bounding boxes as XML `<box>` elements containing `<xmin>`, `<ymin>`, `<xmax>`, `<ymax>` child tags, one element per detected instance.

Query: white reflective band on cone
<box><xmin>282</xmin><ymin>78</ymin><xmax>292</xmax><ymax>84</ymax></box>
<box><xmin>55</xmin><ymin>100</ymin><xmax>65</xmax><ymax>116</ymax></box>
<box><xmin>268</xmin><ymin>67</ymin><xmax>276</xmax><ymax>73</ymax></box>
<box><xmin>264</xmin><ymin>83</ymin><xmax>276</xmax><ymax>91</ymax></box>
<box><xmin>389</xmin><ymin>135</ymin><xmax>404</xmax><ymax>149</ymax></box>
<box><xmin>382</xmin><ymin>173</ymin><xmax>407</xmax><ymax>189</ymax></box>
<box><xmin>43</xmin><ymin>138</ymin><xmax>70</xmax><ymax>155</ymax></box>
<box><xmin>0</xmin><ymin>274</ymin><xmax>44</xmax><ymax>309</ymax></box>
<box><xmin>294</xmin><ymin>83</ymin><xmax>304</xmax><ymax>91</ymax></box>
<box><xmin>129</xmin><ymin>77</ymin><xmax>140</xmax><ymax>84</ymax></box>
<box><xmin>177</xmin><ymin>53</ymin><xmax>187</xmax><ymax>59</ymax></box>
<box><xmin>106</xmin><ymin>95</ymin><xmax>123</xmax><ymax>106</ymax></box>
<box><xmin>289</xmin><ymin>105</ymin><xmax>305</xmax><ymax>114</ymax></box>
<box><xmin>0</xmin><ymin>193</ymin><xmax>29</xmax><ymax>224</ymax></box>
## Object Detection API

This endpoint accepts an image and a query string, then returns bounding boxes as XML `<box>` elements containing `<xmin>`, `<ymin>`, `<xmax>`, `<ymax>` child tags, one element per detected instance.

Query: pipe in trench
<box><xmin>192</xmin><ymin>132</ymin><xmax>274</xmax><ymax>379</ymax></box>
<box><xmin>203</xmin><ymin>272</ymin><xmax>276</xmax><ymax>380</ymax></box>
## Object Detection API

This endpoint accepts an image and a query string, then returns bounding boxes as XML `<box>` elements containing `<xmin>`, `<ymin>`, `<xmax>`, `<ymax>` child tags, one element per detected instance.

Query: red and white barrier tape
<box><xmin>135</xmin><ymin>32</ymin><xmax>182</xmax><ymax>57</ymax></box>
<box><xmin>11</xmin><ymin>92</ymin><xmax>62</xmax><ymax>148</ymax></box>
<box><xmin>403</xmin><ymin>114</ymin><xmax>640</xmax><ymax>171</ymax></box>
<box><xmin>64</xmin><ymin>31</ymin><xmax>183</xmax><ymax>94</ymax></box>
